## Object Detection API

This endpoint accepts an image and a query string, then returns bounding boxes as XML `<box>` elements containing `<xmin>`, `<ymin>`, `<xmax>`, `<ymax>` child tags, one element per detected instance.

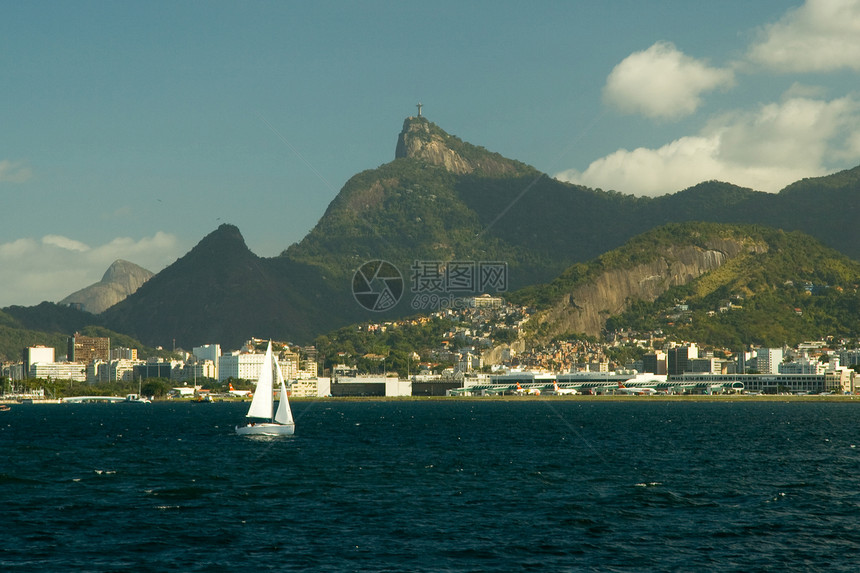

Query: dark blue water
<box><xmin>2</xmin><ymin>400</ymin><xmax>860</xmax><ymax>572</ymax></box>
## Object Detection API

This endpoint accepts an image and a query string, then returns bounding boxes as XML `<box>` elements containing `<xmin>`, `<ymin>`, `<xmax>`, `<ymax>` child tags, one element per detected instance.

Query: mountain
<box><xmin>100</xmin><ymin>117</ymin><xmax>553</xmax><ymax>349</ymax></box>
<box><xmin>287</xmin><ymin>118</ymin><xmax>860</xmax><ymax>293</ymax></box>
<box><xmin>284</xmin><ymin>116</ymin><xmax>544</xmax><ymax>286</ymax></box>
<box><xmin>0</xmin><ymin>303</ymin><xmax>169</xmax><ymax>362</ymax></box>
<box><xmin>99</xmin><ymin>224</ymin><xmax>363</xmax><ymax>350</ymax></box>
<box><xmin>511</xmin><ymin>223</ymin><xmax>766</xmax><ymax>340</ymax></box>
<box><xmin>59</xmin><ymin>259</ymin><xmax>154</xmax><ymax>314</ymax></box>
<box><xmin>95</xmin><ymin>116</ymin><xmax>860</xmax><ymax>348</ymax></box>
<box><xmin>512</xmin><ymin>222</ymin><xmax>860</xmax><ymax>348</ymax></box>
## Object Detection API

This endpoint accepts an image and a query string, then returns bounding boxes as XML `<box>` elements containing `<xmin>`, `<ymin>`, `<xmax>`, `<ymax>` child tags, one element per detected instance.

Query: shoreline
<box><xmin>3</xmin><ymin>394</ymin><xmax>859</xmax><ymax>405</ymax></box>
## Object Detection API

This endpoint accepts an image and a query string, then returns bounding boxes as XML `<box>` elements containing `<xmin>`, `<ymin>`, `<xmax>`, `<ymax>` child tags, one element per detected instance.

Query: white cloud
<box><xmin>748</xmin><ymin>0</ymin><xmax>860</xmax><ymax>73</ymax></box>
<box><xmin>0</xmin><ymin>159</ymin><xmax>32</xmax><ymax>183</ymax></box>
<box><xmin>782</xmin><ymin>82</ymin><xmax>828</xmax><ymax>99</ymax></box>
<box><xmin>91</xmin><ymin>232</ymin><xmax>178</xmax><ymax>262</ymax></box>
<box><xmin>0</xmin><ymin>232</ymin><xmax>183</xmax><ymax>308</ymax></box>
<box><xmin>603</xmin><ymin>41</ymin><xmax>735</xmax><ymax>120</ymax></box>
<box><xmin>42</xmin><ymin>235</ymin><xmax>90</xmax><ymax>252</ymax></box>
<box><xmin>0</xmin><ymin>238</ymin><xmax>38</xmax><ymax>259</ymax></box>
<box><xmin>556</xmin><ymin>95</ymin><xmax>860</xmax><ymax>196</ymax></box>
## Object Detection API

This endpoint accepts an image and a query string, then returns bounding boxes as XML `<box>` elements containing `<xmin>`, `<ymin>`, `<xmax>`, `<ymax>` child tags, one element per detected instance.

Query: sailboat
<box><xmin>236</xmin><ymin>341</ymin><xmax>295</xmax><ymax>436</ymax></box>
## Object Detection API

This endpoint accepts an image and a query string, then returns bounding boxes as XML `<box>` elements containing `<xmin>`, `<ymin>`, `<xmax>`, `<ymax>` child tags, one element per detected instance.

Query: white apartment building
<box><xmin>193</xmin><ymin>344</ymin><xmax>222</xmax><ymax>380</ymax></box>
<box><xmin>88</xmin><ymin>359</ymin><xmax>139</xmax><ymax>382</ymax></box>
<box><xmin>219</xmin><ymin>352</ymin><xmax>266</xmax><ymax>382</ymax></box>
<box><xmin>779</xmin><ymin>358</ymin><xmax>826</xmax><ymax>375</ymax></box>
<box><xmin>31</xmin><ymin>362</ymin><xmax>87</xmax><ymax>382</ymax></box>
<box><xmin>218</xmin><ymin>352</ymin><xmax>293</xmax><ymax>383</ymax></box>
<box><xmin>27</xmin><ymin>346</ymin><xmax>55</xmax><ymax>366</ymax></box>
<box><xmin>755</xmin><ymin>348</ymin><xmax>784</xmax><ymax>374</ymax></box>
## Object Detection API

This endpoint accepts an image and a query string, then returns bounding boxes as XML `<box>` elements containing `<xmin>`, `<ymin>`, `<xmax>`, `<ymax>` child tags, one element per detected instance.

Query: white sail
<box><xmin>274</xmin><ymin>379</ymin><xmax>294</xmax><ymax>425</ymax></box>
<box><xmin>236</xmin><ymin>341</ymin><xmax>296</xmax><ymax>435</ymax></box>
<box><xmin>273</xmin><ymin>357</ymin><xmax>294</xmax><ymax>425</ymax></box>
<box><xmin>245</xmin><ymin>342</ymin><xmax>274</xmax><ymax>419</ymax></box>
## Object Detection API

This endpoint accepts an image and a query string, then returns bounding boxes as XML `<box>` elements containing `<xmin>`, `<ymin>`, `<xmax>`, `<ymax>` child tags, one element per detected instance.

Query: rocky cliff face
<box><xmin>395</xmin><ymin>116</ymin><xmax>527</xmax><ymax>177</ymax></box>
<box><xmin>533</xmin><ymin>239</ymin><xmax>767</xmax><ymax>340</ymax></box>
<box><xmin>395</xmin><ymin>117</ymin><xmax>473</xmax><ymax>174</ymax></box>
<box><xmin>60</xmin><ymin>259</ymin><xmax>154</xmax><ymax>314</ymax></box>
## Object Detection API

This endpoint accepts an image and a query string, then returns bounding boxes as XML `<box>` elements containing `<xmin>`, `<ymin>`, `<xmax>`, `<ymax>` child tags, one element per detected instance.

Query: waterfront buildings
<box><xmin>31</xmin><ymin>361</ymin><xmax>87</xmax><ymax>382</ymax></box>
<box><xmin>218</xmin><ymin>351</ymin><xmax>294</xmax><ymax>383</ymax></box>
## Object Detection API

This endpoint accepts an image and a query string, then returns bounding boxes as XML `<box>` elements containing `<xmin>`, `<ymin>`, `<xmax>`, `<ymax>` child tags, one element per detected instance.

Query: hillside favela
<box><xmin>4</xmin><ymin>116</ymin><xmax>860</xmax><ymax>403</ymax></box>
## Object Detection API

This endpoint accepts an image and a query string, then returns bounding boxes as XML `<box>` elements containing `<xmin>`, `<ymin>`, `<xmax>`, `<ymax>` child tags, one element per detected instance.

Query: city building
<box><xmin>298</xmin><ymin>360</ymin><xmax>318</xmax><ymax>379</ymax></box>
<box><xmin>68</xmin><ymin>333</ymin><xmax>110</xmax><ymax>364</ymax></box>
<box><xmin>111</xmin><ymin>347</ymin><xmax>138</xmax><ymax>361</ymax></box>
<box><xmin>672</xmin><ymin>368</ymin><xmax>854</xmax><ymax>394</ymax></box>
<box><xmin>457</xmin><ymin>351</ymin><xmax>483</xmax><ymax>372</ymax></box>
<box><xmin>688</xmin><ymin>357</ymin><xmax>721</xmax><ymax>374</ymax></box>
<box><xmin>89</xmin><ymin>359</ymin><xmax>140</xmax><ymax>382</ymax></box>
<box><xmin>642</xmin><ymin>350</ymin><xmax>667</xmax><ymax>375</ymax></box>
<box><xmin>31</xmin><ymin>361</ymin><xmax>87</xmax><ymax>382</ymax></box>
<box><xmin>193</xmin><ymin>344</ymin><xmax>221</xmax><ymax>380</ymax></box>
<box><xmin>755</xmin><ymin>347</ymin><xmax>784</xmax><ymax>374</ymax></box>
<box><xmin>469</xmin><ymin>294</ymin><xmax>504</xmax><ymax>308</ymax></box>
<box><xmin>23</xmin><ymin>346</ymin><xmax>55</xmax><ymax>377</ymax></box>
<box><xmin>779</xmin><ymin>358</ymin><xmax>825</xmax><ymax>375</ymax></box>
<box><xmin>667</xmin><ymin>343</ymin><xmax>698</xmax><ymax>376</ymax></box>
<box><xmin>219</xmin><ymin>351</ymin><xmax>294</xmax><ymax>383</ymax></box>
<box><xmin>330</xmin><ymin>375</ymin><xmax>410</xmax><ymax>397</ymax></box>
<box><xmin>289</xmin><ymin>377</ymin><xmax>328</xmax><ymax>398</ymax></box>
<box><xmin>134</xmin><ymin>358</ymin><xmax>178</xmax><ymax>380</ymax></box>
<box><xmin>176</xmin><ymin>360</ymin><xmax>217</xmax><ymax>381</ymax></box>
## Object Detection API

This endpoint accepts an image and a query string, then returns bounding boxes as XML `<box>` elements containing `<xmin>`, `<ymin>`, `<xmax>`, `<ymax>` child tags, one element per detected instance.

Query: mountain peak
<box><xmin>395</xmin><ymin>116</ymin><xmax>473</xmax><ymax>174</ymax></box>
<box><xmin>101</xmin><ymin>259</ymin><xmax>147</xmax><ymax>282</ymax></box>
<box><xmin>59</xmin><ymin>259</ymin><xmax>153</xmax><ymax>314</ymax></box>
<box><xmin>394</xmin><ymin>116</ymin><xmax>531</xmax><ymax>178</ymax></box>
<box><xmin>190</xmin><ymin>223</ymin><xmax>253</xmax><ymax>259</ymax></box>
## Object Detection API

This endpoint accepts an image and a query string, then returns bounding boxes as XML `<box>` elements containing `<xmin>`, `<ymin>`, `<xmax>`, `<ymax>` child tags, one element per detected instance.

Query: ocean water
<box><xmin>2</xmin><ymin>399</ymin><xmax>860</xmax><ymax>572</ymax></box>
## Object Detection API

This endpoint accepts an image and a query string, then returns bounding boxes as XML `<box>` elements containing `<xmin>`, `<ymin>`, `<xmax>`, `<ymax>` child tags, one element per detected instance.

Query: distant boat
<box><xmin>236</xmin><ymin>341</ymin><xmax>295</xmax><ymax>436</ymax></box>
<box><xmin>123</xmin><ymin>394</ymin><xmax>151</xmax><ymax>404</ymax></box>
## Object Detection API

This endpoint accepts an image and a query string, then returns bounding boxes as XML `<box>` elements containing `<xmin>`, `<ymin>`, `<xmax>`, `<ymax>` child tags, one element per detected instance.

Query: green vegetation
<box><xmin>602</xmin><ymin>226</ymin><xmax>860</xmax><ymax>348</ymax></box>
<box><xmin>314</xmin><ymin>317</ymin><xmax>455</xmax><ymax>377</ymax></box>
<box><xmin>510</xmin><ymin>222</ymin><xmax>769</xmax><ymax>310</ymax></box>
<box><xmin>0</xmin><ymin>303</ymin><xmax>178</xmax><ymax>362</ymax></box>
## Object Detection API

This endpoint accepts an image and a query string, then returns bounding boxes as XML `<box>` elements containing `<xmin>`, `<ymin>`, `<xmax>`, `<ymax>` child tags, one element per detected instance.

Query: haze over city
<box><xmin>2</xmin><ymin>0</ymin><xmax>859</xmax><ymax>307</ymax></box>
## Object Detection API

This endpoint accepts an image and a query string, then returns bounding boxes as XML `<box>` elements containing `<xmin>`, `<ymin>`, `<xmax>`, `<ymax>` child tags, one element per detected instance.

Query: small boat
<box><xmin>236</xmin><ymin>341</ymin><xmax>295</xmax><ymax>436</ymax></box>
<box><xmin>123</xmin><ymin>382</ymin><xmax>151</xmax><ymax>404</ymax></box>
<box><xmin>0</xmin><ymin>404</ymin><xmax>10</xmax><ymax>412</ymax></box>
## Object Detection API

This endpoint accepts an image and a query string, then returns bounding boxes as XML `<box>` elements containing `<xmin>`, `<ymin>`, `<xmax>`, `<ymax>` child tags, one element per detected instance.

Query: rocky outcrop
<box><xmin>395</xmin><ymin>116</ymin><xmax>527</xmax><ymax>177</ymax></box>
<box><xmin>60</xmin><ymin>259</ymin><xmax>153</xmax><ymax>314</ymax></box>
<box><xmin>395</xmin><ymin>117</ymin><xmax>473</xmax><ymax>174</ymax></box>
<box><xmin>482</xmin><ymin>340</ymin><xmax>528</xmax><ymax>366</ymax></box>
<box><xmin>534</xmin><ymin>239</ymin><xmax>767</xmax><ymax>339</ymax></box>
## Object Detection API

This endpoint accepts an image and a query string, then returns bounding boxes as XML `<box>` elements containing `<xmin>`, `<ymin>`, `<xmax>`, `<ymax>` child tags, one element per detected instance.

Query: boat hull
<box><xmin>236</xmin><ymin>422</ymin><xmax>295</xmax><ymax>436</ymax></box>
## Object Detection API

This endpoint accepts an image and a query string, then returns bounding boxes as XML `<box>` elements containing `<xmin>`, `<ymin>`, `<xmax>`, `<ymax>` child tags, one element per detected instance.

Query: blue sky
<box><xmin>2</xmin><ymin>0</ymin><xmax>859</xmax><ymax>307</ymax></box>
